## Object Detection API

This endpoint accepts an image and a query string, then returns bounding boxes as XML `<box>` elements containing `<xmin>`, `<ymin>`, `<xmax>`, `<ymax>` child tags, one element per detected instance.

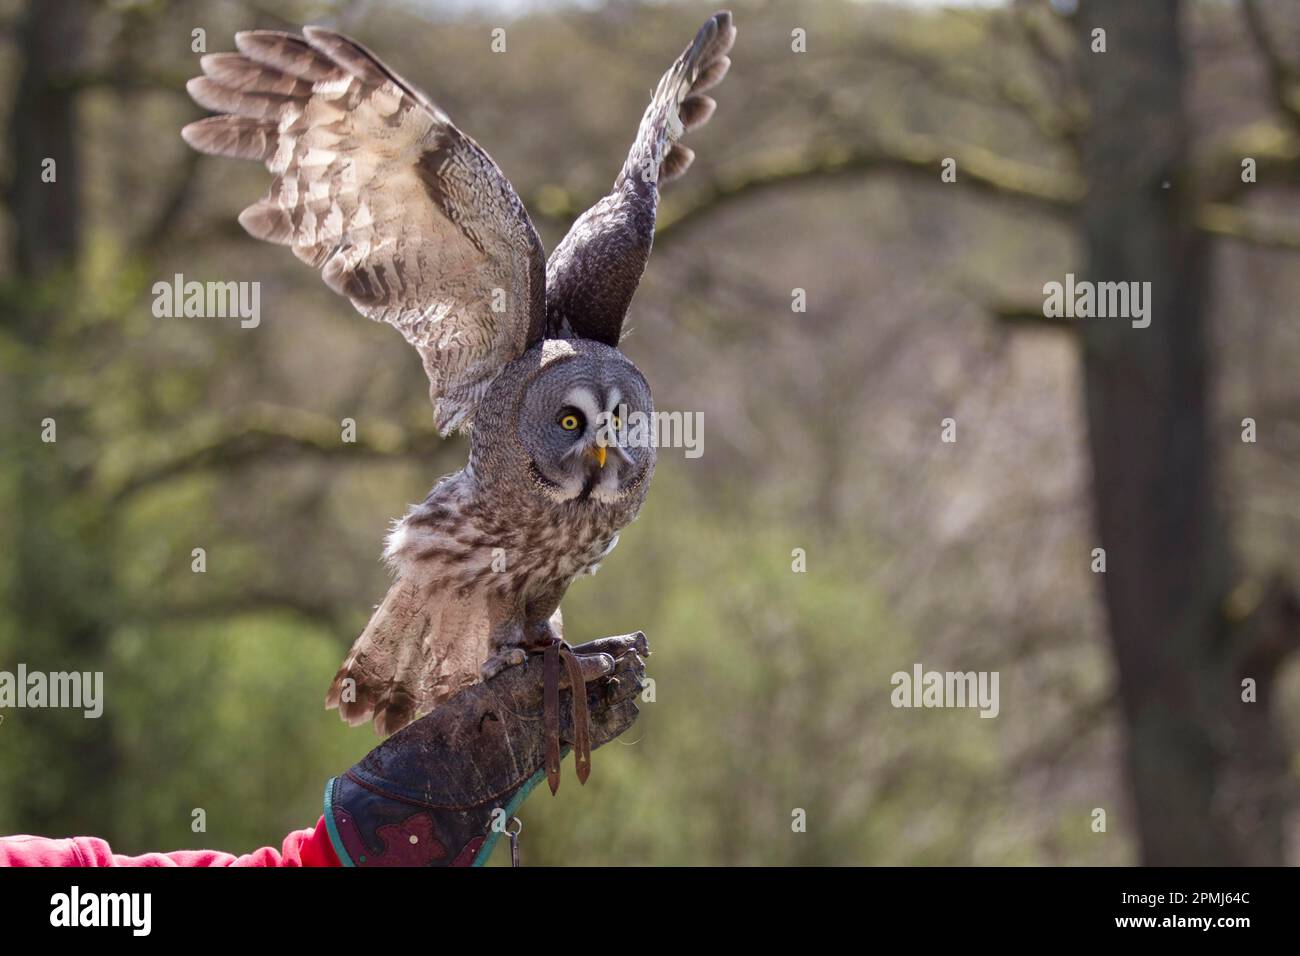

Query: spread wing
<box><xmin>545</xmin><ymin>11</ymin><xmax>736</xmax><ymax>347</ymax></box>
<box><xmin>182</xmin><ymin>27</ymin><xmax>547</xmax><ymax>434</ymax></box>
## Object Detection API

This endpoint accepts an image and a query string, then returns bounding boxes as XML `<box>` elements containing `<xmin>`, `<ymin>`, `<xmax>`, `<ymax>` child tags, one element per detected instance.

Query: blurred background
<box><xmin>0</xmin><ymin>0</ymin><xmax>1298</xmax><ymax>866</ymax></box>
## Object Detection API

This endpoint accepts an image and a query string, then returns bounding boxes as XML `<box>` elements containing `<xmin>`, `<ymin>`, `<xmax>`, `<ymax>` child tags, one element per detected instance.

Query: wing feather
<box><xmin>544</xmin><ymin>11</ymin><xmax>736</xmax><ymax>346</ymax></box>
<box><xmin>183</xmin><ymin>27</ymin><xmax>546</xmax><ymax>434</ymax></box>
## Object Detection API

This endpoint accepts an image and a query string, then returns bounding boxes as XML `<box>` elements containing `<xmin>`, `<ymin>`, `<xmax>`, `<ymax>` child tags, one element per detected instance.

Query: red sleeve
<box><xmin>0</xmin><ymin>816</ymin><xmax>340</xmax><ymax>867</ymax></box>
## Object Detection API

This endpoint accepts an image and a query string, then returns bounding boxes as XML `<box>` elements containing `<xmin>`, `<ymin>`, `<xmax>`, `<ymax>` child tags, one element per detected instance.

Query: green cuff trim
<box><xmin>471</xmin><ymin>764</ymin><xmax>552</xmax><ymax>867</ymax></box>
<box><xmin>323</xmin><ymin>777</ymin><xmax>356</xmax><ymax>867</ymax></box>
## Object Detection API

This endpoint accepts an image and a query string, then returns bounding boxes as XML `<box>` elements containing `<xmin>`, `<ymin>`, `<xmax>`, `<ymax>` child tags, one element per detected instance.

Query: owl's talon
<box><xmin>480</xmin><ymin>646</ymin><xmax>529</xmax><ymax>681</ymax></box>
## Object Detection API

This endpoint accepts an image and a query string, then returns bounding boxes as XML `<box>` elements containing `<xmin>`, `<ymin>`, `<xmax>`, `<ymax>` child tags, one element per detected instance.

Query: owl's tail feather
<box><xmin>325</xmin><ymin>576</ymin><xmax>487</xmax><ymax>737</ymax></box>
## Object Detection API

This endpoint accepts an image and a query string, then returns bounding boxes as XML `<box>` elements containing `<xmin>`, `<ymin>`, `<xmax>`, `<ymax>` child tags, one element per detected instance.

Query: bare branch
<box><xmin>656</xmin><ymin>138</ymin><xmax>1084</xmax><ymax>244</ymax></box>
<box><xmin>52</xmin><ymin>68</ymin><xmax>192</xmax><ymax>94</ymax></box>
<box><xmin>1242</xmin><ymin>0</ymin><xmax>1300</xmax><ymax>133</ymax></box>
<box><xmin>1008</xmin><ymin>0</ymin><xmax>1082</xmax><ymax>108</ymax></box>
<box><xmin>138</xmin><ymin>141</ymin><xmax>204</xmax><ymax>254</ymax></box>
<box><xmin>985</xmin><ymin>300</ymin><xmax>1074</xmax><ymax>332</ymax></box>
<box><xmin>1223</xmin><ymin>574</ymin><xmax>1300</xmax><ymax>682</ymax></box>
<box><xmin>1196</xmin><ymin>120</ymin><xmax>1300</xmax><ymax>202</ymax></box>
<box><xmin>140</xmin><ymin>591</ymin><xmax>345</xmax><ymax>632</ymax></box>
<box><xmin>102</xmin><ymin>403</ymin><xmax>450</xmax><ymax>505</ymax></box>
<box><xmin>857</xmin><ymin>35</ymin><xmax>1084</xmax><ymax>148</ymax></box>
<box><xmin>1007</xmin><ymin>689</ymin><xmax>1118</xmax><ymax>777</ymax></box>
<box><xmin>1197</xmin><ymin>202</ymin><xmax>1300</xmax><ymax>250</ymax></box>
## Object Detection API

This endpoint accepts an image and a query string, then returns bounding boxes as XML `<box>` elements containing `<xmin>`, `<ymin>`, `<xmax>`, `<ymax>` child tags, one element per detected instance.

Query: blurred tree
<box><xmin>1074</xmin><ymin>0</ymin><xmax>1297</xmax><ymax>866</ymax></box>
<box><xmin>1</xmin><ymin>0</ymin><xmax>121</xmax><ymax>840</ymax></box>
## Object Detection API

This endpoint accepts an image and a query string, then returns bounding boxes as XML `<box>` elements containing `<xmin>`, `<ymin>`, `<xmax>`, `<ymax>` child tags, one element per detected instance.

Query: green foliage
<box><xmin>105</xmin><ymin>615</ymin><xmax>367</xmax><ymax>853</ymax></box>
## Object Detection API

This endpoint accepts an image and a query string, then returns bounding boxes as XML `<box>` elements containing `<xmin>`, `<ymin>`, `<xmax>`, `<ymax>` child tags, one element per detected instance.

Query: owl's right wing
<box><xmin>183</xmin><ymin>27</ymin><xmax>546</xmax><ymax>435</ymax></box>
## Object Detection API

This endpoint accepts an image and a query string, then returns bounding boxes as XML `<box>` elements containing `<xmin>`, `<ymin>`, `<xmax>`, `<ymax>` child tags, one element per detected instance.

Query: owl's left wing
<box><xmin>183</xmin><ymin>27</ymin><xmax>546</xmax><ymax>434</ymax></box>
<box><xmin>545</xmin><ymin>11</ymin><xmax>736</xmax><ymax>347</ymax></box>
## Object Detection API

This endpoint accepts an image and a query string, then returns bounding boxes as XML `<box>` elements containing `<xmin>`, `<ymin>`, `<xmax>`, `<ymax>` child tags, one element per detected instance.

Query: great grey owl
<box><xmin>182</xmin><ymin>12</ymin><xmax>736</xmax><ymax>736</ymax></box>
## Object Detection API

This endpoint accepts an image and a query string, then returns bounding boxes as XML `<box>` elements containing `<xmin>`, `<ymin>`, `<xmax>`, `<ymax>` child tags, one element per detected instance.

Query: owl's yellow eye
<box><xmin>558</xmin><ymin>411</ymin><xmax>583</xmax><ymax>432</ymax></box>
<box><xmin>611</xmin><ymin>414</ymin><xmax>622</xmax><ymax>430</ymax></box>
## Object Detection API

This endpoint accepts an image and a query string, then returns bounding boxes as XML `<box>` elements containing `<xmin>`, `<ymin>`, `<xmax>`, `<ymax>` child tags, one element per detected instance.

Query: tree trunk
<box><xmin>3</xmin><ymin>0</ymin><xmax>122</xmax><ymax>840</ymax></box>
<box><xmin>1075</xmin><ymin>0</ymin><xmax>1288</xmax><ymax>865</ymax></box>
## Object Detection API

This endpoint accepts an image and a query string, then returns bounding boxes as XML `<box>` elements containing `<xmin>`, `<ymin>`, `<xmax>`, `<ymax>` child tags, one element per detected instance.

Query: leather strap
<box><xmin>560</xmin><ymin>646</ymin><xmax>592</xmax><ymax>784</ymax></box>
<box><xmin>543</xmin><ymin>643</ymin><xmax>562</xmax><ymax>795</ymax></box>
<box><xmin>541</xmin><ymin>642</ymin><xmax>593</xmax><ymax>794</ymax></box>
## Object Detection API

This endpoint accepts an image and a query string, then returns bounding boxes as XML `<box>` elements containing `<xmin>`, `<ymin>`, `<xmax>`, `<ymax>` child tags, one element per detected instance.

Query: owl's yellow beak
<box><xmin>588</xmin><ymin>445</ymin><xmax>608</xmax><ymax>469</ymax></box>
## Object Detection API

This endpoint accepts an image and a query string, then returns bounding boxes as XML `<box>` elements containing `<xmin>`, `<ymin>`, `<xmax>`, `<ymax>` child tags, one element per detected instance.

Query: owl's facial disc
<box><xmin>522</xmin><ymin>374</ymin><xmax>651</xmax><ymax>504</ymax></box>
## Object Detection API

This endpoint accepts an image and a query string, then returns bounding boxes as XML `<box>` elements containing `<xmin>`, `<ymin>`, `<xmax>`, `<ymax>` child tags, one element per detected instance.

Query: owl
<box><xmin>182</xmin><ymin>13</ymin><xmax>736</xmax><ymax>736</ymax></box>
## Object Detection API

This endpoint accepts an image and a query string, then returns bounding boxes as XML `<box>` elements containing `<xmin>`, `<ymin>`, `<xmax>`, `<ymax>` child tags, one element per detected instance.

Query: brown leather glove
<box><xmin>323</xmin><ymin>632</ymin><xmax>647</xmax><ymax>866</ymax></box>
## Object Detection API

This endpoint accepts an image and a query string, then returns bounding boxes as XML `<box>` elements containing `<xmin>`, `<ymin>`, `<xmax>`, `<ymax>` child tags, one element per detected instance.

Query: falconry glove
<box><xmin>323</xmin><ymin>632</ymin><xmax>647</xmax><ymax>866</ymax></box>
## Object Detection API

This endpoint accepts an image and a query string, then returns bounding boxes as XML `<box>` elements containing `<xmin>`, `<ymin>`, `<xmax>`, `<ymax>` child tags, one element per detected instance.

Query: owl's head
<box><xmin>475</xmin><ymin>339</ymin><xmax>656</xmax><ymax>505</ymax></box>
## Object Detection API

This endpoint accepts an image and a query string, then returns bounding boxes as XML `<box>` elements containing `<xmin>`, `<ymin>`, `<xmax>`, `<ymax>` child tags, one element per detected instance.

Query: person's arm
<box><xmin>0</xmin><ymin>818</ymin><xmax>338</xmax><ymax>867</ymax></box>
<box><xmin>0</xmin><ymin>633</ymin><xmax>646</xmax><ymax>868</ymax></box>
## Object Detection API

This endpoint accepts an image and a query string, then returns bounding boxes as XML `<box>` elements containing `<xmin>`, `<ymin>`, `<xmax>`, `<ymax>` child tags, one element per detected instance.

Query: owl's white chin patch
<box><xmin>588</xmin><ymin>471</ymin><xmax>626</xmax><ymax>503</ymax></box>
<box><xmin>537</xmin><ymin>469</ymin><xmax>623</xmax><ymax>504</ymax></box>
<box><xmin>539</xmin><ymin>473</ymin><xmax>588</xmax><ymax>503</ymax></box>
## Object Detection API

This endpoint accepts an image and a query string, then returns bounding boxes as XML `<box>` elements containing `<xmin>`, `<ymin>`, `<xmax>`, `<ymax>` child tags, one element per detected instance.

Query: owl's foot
<box><xmin>479</xmin><ymin>646</ymin><xmax>528</xmax><ymax>682</ymax></box>
<box><xmin>522</xmin><ymin>627</ymin><xmax>624</xmax><ymax>683</ymax></box>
